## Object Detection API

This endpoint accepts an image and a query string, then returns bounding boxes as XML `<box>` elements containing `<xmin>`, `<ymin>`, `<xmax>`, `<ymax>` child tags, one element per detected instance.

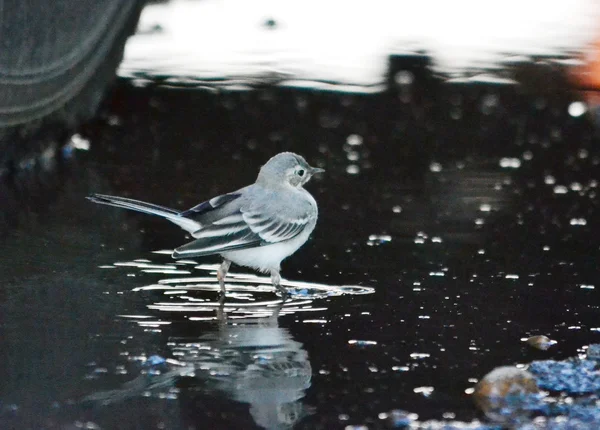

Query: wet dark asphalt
<box><xmin>1</xmin><ymin>75</ymin><xmax>599</xmax><ymax>429</ymax></box>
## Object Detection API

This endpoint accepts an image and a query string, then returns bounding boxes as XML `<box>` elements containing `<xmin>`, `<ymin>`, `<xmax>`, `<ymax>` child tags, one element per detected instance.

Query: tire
<box><xmin>0</xmin><ymin>0</ymin><xmax>147</xmax><ymax>170</ymax></box>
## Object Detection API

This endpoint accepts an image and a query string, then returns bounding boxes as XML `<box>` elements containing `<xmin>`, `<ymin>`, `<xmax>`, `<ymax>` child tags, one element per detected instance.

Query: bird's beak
<box><xmin>310</xmin><ymin>167</ymin><xmax>325</xmax><ymax>175</ymax></box>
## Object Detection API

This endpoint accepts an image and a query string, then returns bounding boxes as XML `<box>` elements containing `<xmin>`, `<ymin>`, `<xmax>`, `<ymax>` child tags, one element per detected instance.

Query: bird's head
<box><xmin>257</xmin><ymin>152</ymin><xmax>324</xmax><ymax>188</ymax></box>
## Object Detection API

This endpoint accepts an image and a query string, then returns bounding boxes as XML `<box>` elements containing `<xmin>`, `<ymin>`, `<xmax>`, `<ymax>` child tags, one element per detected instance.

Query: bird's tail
<box><xmin>87</xmin><ymin>193</ymin><xmax>201</xmax><ymax>233</ymax></box>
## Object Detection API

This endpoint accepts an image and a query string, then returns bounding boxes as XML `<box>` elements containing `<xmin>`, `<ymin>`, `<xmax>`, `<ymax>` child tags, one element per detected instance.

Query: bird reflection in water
<box><xmin>88</xmin><ymin>260</ymin><xmax>374</xmax><ymax>429</ymax></box>
<box><xmin>177</xmin><ymin>301</ymin><xmax>312</xmax><ymax>429</ymax></box>
<box><xmin>87</xmin><ymin>301</ymin><xmax>311</xmax><ymax>429</ymax></box>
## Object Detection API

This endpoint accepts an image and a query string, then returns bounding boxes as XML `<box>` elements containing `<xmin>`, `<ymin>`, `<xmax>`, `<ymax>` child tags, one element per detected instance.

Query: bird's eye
<box><xmin>297</xmin><ymin>169</ymin><xmax>305</xmax><ymax>177</ymax></box>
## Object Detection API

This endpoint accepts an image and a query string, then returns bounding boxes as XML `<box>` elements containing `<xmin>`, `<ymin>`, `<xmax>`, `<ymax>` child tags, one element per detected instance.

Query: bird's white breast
<box><xmin>221</xmin><ymin>222</ymin><xmax>314</xmax><ymax>272</ymax></box>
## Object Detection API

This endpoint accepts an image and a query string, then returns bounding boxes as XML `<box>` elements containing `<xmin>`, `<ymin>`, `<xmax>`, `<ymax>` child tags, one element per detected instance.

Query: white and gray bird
<box><xmin>88</xmin><ymin>152</ymin><xmax>324</xmax><ymax>296</ymax></box>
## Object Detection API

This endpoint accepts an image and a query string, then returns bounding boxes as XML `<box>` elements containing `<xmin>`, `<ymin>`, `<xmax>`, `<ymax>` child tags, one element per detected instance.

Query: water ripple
<box><xmin>106</xmin><ymin>257</ymin><xmax>374</xmax><ymax>321</ymax></box>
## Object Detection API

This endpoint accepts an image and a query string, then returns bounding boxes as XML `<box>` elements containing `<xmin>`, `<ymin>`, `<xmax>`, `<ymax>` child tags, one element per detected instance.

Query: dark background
<box><xmin>1</xmin><ymin>65</ymin><xmax>599</xmax><ymax>429</ymax></box>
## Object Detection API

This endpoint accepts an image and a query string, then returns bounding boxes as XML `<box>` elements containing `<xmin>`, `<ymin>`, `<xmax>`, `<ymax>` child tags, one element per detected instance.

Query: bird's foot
<box><xmin>270</xmin><ymin>269</ymin><xmax>289</xmax><ymax>297</ymax></box>
<box><xmin>275</xmin><ymin>284</ymin><xmax>291</xmax><ymax>298</ymax></box>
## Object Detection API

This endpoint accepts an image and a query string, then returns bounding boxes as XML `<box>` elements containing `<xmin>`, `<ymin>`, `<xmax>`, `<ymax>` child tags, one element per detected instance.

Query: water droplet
<box><xmin>367</xmin><ymin>234</ymin><xmax>391</xmax><ymax>246</ymax></box>
<box><xmin>553</xmin><ymin>185</ymin><xmax>568</xmax><ymax>194</ymax></box>
<box><xmin>348</xmin><ymin>339</ymin><xmax>378</xmax><ymax>346</ymax></box>
<box><xmin>544</xmin><ymin>175</ymin><xmax>556</xmax><ymax>185</ymax></box>
<box><xmin>569</xmin><ymin>218</ymin><xmax>587</xmax><ymax>226</ymax></box>
<box><xmin>499</xmin><ymin>158</ymin><xmax>521</xmax><ymax>168</ymax></box>
<box><xmin>479</xmin><ymin>204</ymin><xmax>492</xmax><ymax>212</ymax></box>
<box><xmin>303</xmin><ymin>319</ymin><xmax>328</xmax><ymax>324</ymax></box>
<box><xmin>580</xmin><ymin>284</ymin><xmax>595</xmax><ymax>289</ymax></box>
<box><xmin>69</xmin><ymin>133</ymin><xmax>91</xmax><ymax>151</ymax></box>
<box><xmin>505</xmin><ymin>274</ymin><xmax>519</xmax><ymax>279</ymax></box>
<box><xmin>346</xmin><ymin>165</ymin><xmax>360</xmax><ymax>174</ymax></box>
<box><xmin>392</xmin><ymin>205</ymin><xmax>402</xmax><ymax>213</ymax></box>
<box><xmin>429</xmin><ymin>162</ymin><xmax>442</xmax><ymax>172</ymax></box>
<box><xmin>346</xmin><ymin>151</ymin><xmax>360</xmax><ymax>161</ymax></box>
<box><xmin>107</xmin><ymin>115</ymin><xmax>122</xmax><ymax>126</ymax></box>
<box><xmin>568</xmin><ymin>101</ymin><xmax>587</xmax><ymax>117</ymax></box>
<box><xmin>413</xmin><ymin>386</ymin><xmax>434</xmax><ymax>397</ymax></box>
<box><xmin>395</xmin><ymin>70</ymin><xmax>414</xmax><ymax>85</ymax></box>
<box><xmin>410</xmin><ymin>353</ymin><xmax>430</xmax><ymax>359</ymax></box>
<box><xmin>570</xmin><ymin>182</ymin><xmax>583</xmax><ymax>191</ymax></box>
<box><xmin>481</xmin><ymin>94</ymin><xmax>499</xmax><ymax>115</ymax></box>
<box><xmin>450</xmin><ymin>106</ymin><xmax>462</xmax><ymax>120</ymax></box>
<box><xmin>346</xmin><ymin>134</ymin><xmax>363</xmax><ymax>146</ymax></box>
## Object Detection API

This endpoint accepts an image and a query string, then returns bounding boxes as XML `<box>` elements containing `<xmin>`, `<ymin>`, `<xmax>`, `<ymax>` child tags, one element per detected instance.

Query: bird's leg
<box><xmin>217</xmin><ymin>294</ymin><xmax>227</xmax><ymax>324</ymax></box>
<box><xmin>270</xmin><ymin>269</ymin><xmax>288</xmax><ymax>297</ymax></box>
<box><xmin>270</xmin><ymin>296</ymin><xmax>287</xmax><ymax>320</ymax></box>
<box><xmin>217</xmin><ymin>259</ymin><xmax>231</xmax><ymax>296</ymax></box>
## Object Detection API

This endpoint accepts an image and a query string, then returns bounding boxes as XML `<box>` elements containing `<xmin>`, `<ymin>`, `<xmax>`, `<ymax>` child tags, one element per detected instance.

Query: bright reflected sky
<box><xmin>120</xmin><ymin>0</ymin><xmax>600</xmax><ymax>86</ymax></box>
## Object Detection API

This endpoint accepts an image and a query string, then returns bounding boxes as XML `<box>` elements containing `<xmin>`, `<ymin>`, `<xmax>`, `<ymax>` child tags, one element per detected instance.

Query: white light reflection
<box><xmin>120</xmin><ymin>0</ymin><xmax>600</xmax><ymax>88</ymax></box>
<box><xmin>108</xmin><ymin>258</ymin><xmax>374</xmax><ymax>321</ymax></box>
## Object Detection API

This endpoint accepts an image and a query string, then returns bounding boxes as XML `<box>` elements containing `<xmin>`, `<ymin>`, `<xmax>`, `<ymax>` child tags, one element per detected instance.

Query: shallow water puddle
<box><xmin>84</xmin><ymin>256</ymin><xmax>376</xmax><ymax>429</ymax></box>
<box><xmin>104</xmin><ymin>257</ymin><xmax>374</xmax><ymax>320</ymax></box>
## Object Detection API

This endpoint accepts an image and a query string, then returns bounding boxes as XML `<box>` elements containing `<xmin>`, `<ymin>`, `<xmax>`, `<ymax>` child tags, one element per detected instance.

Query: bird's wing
<box><xmin>179</xmin><ymin>192</ymin><xmax>242</xmax><ymax>218</ymax></box>
<box><xmin>172</xmin><ymin>204</ymin><xmax>311</xmax><ymax>258</ymax></box>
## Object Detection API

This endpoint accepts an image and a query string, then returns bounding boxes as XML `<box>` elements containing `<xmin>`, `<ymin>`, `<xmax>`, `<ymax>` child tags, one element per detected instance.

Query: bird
<box><xmin>87</xmin><ymin>152</ymin><xmax>324</xmax><ymax>296</ymax></box>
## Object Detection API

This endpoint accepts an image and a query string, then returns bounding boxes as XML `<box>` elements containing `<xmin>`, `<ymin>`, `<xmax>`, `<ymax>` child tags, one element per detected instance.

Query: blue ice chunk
<box><xmin>529</xmin><ymin>358</ymin><xmax>600</xmax><ymax>394</ymax></box>
<box><xmin>586</xmin><ymin>344</ymin><xmax>600</xmax><ymax>360</ymax></box>
<box><xmin>145</xmin><ymin>355</ymin><xmax>166</xmax><ymax>366</ymax></box>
